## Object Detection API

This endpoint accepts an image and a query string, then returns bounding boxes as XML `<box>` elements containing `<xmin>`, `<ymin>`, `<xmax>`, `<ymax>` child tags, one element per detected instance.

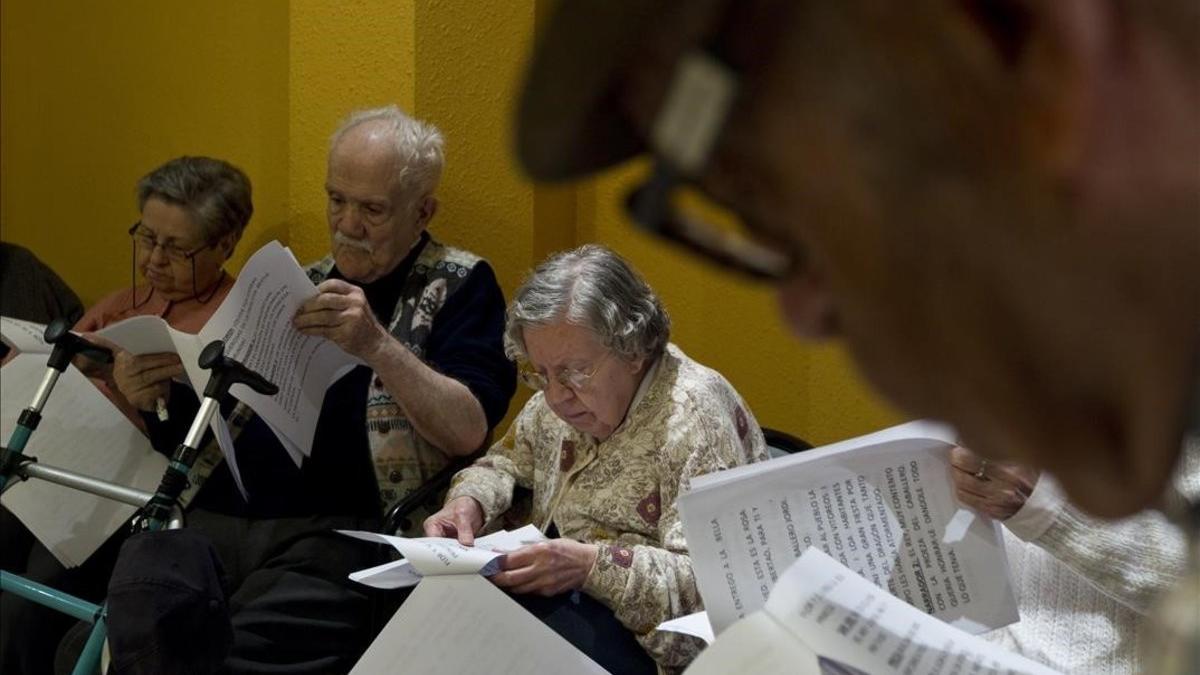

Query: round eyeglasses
<box><xmin>518</xmin><ymin>353</ymin><xmax>611</xmax><ymax>392</ymax></box>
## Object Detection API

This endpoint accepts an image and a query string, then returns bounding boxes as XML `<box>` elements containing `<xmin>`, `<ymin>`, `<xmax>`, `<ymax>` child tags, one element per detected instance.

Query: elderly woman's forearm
<box><xmin>447</xmin><ymin>467</ymin><xmax>518</xmax><ymax>524</ymax></box>
<box><xmin>583</xmin><ymin>544</ymin><xmax>701</xmax><ymax>626</ymax></box>
<box><xmin>581</xmin><ymin>543</ymin><xmax>705</xmax><ymax>666</ymax></box>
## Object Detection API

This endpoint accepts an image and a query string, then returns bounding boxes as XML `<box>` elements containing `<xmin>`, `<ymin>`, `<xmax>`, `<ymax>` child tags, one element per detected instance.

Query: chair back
<box><xmin>761</xmin><ymin>427</ymin><xmax>812</xmax><ymax>459</ymax></box>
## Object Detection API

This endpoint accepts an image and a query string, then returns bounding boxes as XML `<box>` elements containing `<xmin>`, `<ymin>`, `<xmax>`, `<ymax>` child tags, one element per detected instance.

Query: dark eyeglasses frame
<box><xmin>624</xmin><ymin>49</ymin><xmax>793</xmax><ymax>282</ymax></box>
<box><xmin>127</xmin><ymin>222</ymin><xmax>222</xmax><ymax>309</ymax></box>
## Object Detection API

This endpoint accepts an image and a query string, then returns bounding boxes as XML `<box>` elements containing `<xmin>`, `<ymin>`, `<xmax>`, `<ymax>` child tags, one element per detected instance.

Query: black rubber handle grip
<box><xmin>198</xmin><ymin>340</ymin><xmax>279</xmax><ymax>399</ymax></box>
<box><xmin>43</xmin><ymin>318</ymin><xmax>114</xmax><ymax>371</ymax></box>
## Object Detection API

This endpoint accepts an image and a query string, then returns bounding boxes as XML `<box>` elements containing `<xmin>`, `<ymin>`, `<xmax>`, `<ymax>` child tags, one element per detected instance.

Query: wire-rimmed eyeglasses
<box><xmin>128</xmin><ymin>222</ymin><xmax>221</xmax><ymax>309</ymax></box>
<box><xmin>518</xmin><ymin>353</ymin><xmax>611</xmax><ymax>392</ymax></box>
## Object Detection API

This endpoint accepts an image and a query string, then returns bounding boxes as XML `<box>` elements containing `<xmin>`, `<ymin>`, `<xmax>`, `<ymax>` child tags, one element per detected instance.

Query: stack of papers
<box><xmin>679</xmin><ymin>420</ymin><xmax>1019</xmax><ymax>636</ymax></box>
<box><xmin>339</xmin><ymin>525</ymin><xmax>547</xmax><ymax>589</ymax></box>
<box><xmin>345</xmin><ymin>525</ymin><xmax>608</xmax><ymax>674</ymax></box>
<box><xmin>352</xmin><ymin>575</ymin><xmax>608</xmax><ymax>674</ymax></box>
<box><xmin>677</xmin><ymin>548</ymin><xmax>1060</xmax><ymax>674</ymax></box>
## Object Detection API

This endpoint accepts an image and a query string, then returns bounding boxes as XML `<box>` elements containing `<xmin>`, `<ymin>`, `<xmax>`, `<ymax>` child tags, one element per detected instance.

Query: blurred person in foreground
<box><xmin>426</xmin><ymin>245</ymin><xmax>767</xmax><ymax>673</ymax></box>
<box><xmin>516</xmin><ymin>0</ymin><xmax>1199</xmax><ymax>537</ymax></box>
<box><xmin>515</xmin><ymin>1</ymin><xmax>1198</xmax><ymax>670</ymax></box>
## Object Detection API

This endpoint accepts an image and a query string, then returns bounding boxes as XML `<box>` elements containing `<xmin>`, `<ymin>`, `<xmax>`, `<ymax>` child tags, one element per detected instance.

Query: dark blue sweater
<box><xmin>145</xmin><ymin>238</ymin><xmax>516</xmax><ymax>519</ymax></box>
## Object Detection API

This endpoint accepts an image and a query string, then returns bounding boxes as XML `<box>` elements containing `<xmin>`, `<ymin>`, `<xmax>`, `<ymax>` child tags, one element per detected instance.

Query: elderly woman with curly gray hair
<box><xmin>424</xmin><ymin>244</ymin><xmax>767</xmax><ymax>673</ymax></box>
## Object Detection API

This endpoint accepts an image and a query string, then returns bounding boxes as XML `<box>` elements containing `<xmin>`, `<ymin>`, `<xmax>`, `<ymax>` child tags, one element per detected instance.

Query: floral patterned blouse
<box><xmin>447</xmin><ymin>343</ymin><xmax>768</xmax><ymax>670</ymax></box>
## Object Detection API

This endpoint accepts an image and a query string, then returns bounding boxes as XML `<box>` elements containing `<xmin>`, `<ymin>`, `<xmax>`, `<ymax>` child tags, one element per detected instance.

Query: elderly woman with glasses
<box><xmin>424</xmin><ymin>244</ymin><xmax>767</xmax><ymax>674</ymax></box>
<box><xmin>79</xmin><ymin>156</ymin><xmax>248</xmax><ymax>330</ymax></box>
<box><xmin>0</xmin><ymin>155</ymin><xmax>251</xmax><ymax>675</ymax></box>
<box><xmin>75</xmin><ymin>155</ymin><xmax>251</xmax><ymax>418</ymax></box>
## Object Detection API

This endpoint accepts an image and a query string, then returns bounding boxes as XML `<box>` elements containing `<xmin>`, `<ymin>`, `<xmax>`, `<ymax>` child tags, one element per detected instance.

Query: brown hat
<box><xmin>517</xmin><ymin>2</ymin><xmax>681</xmax><ymax>182</ymax></box>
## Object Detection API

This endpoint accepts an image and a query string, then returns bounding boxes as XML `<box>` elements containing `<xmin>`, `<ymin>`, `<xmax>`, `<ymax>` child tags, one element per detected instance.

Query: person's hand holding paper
<box><xmin>949</xmin><ymin>446</ymin><xmax>1039</xmax><ymax>521</ymax></box>
<box><xmin>423</xmin><ymin>495</ymin><xmax>486</xmax><ymax>545</ymax></box>
<box><xmin>69</xmin><ymin>333</ymin><xmax>117</xmax><ymax>381</ymax></box>
<box><xmin>293</xmin><ymin>278</ymin><xmax>390</xmax><ymax>361</ymax></box>
<box><xmin>341</xmin><ymin>525</ymin><xmax>548</xmax><ymax>589</ymax></box>
<box><xmin>71</xmin><ymin>332</ymin><xmax>162</xmax><ymax>429</ymax></box>
<box><xmin>422</xmin><ymin>498</ymin><xmax>596</xmax><ymax>596</ymax></box>
<box><xmin>112</xmin><ymin>350</ymin><xmax>184</xmax><ymax>413</ymax></box>
<box><xmin>291</xmin><ymin>267</ymin><xmax>491</xmax><ymax>457</ymax></box>
<box><xmin>490</xmin><ymin>538</ymin><xmax>600</xmax><ymax>596</ymax></box>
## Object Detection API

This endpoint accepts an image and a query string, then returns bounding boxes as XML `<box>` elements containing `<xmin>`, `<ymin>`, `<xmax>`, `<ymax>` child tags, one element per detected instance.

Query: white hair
<box><xmin>505</xmin><ymin>245</ymin><xmax>671</xmax><ymax>364</ymax></box>
<box><xmin>330</xmin><ymin>105</ymin><xmax>446</xmax><ymax>201</ymax></box>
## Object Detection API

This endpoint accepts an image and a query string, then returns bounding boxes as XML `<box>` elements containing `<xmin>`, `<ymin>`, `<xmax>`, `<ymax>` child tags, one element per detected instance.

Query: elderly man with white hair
<box><xmin>88</xmin><ymin>106</ymin><xmax>516</xmax><ymax>674</ymax></box>
<box><xmin>426</xmin><ymin>244</ymin><xmax>768</xmax><ymax>674</ymax></box>
<box><xmin>291</xmin><ymin>105</ymin><xmax>516</xmax><ymax>512</ymax></box>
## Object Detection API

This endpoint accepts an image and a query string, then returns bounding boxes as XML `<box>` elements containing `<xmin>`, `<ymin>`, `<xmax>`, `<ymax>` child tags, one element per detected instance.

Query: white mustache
<box><xmin>334</xmin><ymin>231</ymin><xmax>374</xmax><ymax>253</ymax></box>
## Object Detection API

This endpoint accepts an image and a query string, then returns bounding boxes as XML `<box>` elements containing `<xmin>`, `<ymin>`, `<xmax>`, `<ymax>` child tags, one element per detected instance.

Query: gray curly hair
<box><xmin>136</xmin><ymin>156</ymin><xmax>253</xmax><ymax>244</ymax></box>
<box><xmin>505</xmin><ymin>244</ymin><xmax>671</xmax><ymax>364</ymax></box>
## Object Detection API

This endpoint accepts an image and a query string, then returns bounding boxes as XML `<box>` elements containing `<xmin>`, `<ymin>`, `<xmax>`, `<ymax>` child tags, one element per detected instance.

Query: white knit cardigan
<box><xmin>984</xmin><ymin>439</ymin><xmax>1200</xmax><ymax>674</ymax></box>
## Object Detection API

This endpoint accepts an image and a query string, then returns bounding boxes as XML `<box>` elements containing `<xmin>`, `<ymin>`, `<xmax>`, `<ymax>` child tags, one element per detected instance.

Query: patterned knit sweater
<box><xmin>984</xmin><ymin>438</ymin><xmax>1200</xmax><ymax>673</ymax></box>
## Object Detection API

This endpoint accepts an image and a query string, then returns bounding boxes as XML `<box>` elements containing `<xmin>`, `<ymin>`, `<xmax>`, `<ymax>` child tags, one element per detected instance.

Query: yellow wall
<box><xmin>583</xmin><ymin>164</ymin><xmax>900</xmax><ymax>444</ymax></box>
<box><xmin>0</xmin><ymin>1</ymin><xmax>898</xmax><ymax>444</ymax></box>
<box><xmin>286</xmin><ymin>0</ymin><xmax>416</xmax><ymax>265</ymax></box>
<box><xmin>0</xmin><ymin>0</ymin><xmax>289</xmax><ymax>306</ymax></box>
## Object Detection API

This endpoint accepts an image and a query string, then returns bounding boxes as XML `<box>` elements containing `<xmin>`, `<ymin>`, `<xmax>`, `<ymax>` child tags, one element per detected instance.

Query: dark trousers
<box><xmin>512</xmin><ymin>589</ymin><xmax>658</xmax><ymax>675</ymax></box>
<box><xmin>37</xmin><ymin>510</ymin><xmax>387</xmax><ymax>675</ymax></box>
<box><xmin>192</xmin><ymin>511</ymin><xmax>388</xmax><ymax>674</ymax></box>
<box><xmin>0</xmin><ymin>504</ymin><xmax>36</xmax><ymax>572</ymax></box>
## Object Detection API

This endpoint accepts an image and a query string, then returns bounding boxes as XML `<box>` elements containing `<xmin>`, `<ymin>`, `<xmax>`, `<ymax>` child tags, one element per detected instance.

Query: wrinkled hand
<box><xmin>112</xmin><ymin>351</ymin><xmax>184</xmax><ymax>412</ymax></box>
<box><xmin>423</xmin><ymin>496</ymin><xmax>485</xmax><ymax>545</ymax></box>
<box><xmin>490</xmin><ymin>539</ymin><xmax>600</xmax><ymax>597</ymax></box>
<box><xmin>949</xmin><ymin>446</ymin><xmax>1040</xmax><ymax>521</ymax></box>
<box><xmin>293</xmin><ymin>279</ymin><xmax>389</xmax><ymax>361</ymax></box>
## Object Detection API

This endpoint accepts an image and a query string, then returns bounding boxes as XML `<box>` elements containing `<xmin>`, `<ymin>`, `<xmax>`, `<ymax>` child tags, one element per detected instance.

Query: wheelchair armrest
<box><xmin>761</xmin><ymin>426</ymin><xmax>813</xmax><ymax>456</ymax></box>
<box><xmin>383</xmin><ymin>456</ymin><xmax>473</xmax><ymax>535</ymax></box>
<box><xmin>382</xmin><ymin>433</ymin><xmax>492</xmax><ymax>535</ymax></box>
